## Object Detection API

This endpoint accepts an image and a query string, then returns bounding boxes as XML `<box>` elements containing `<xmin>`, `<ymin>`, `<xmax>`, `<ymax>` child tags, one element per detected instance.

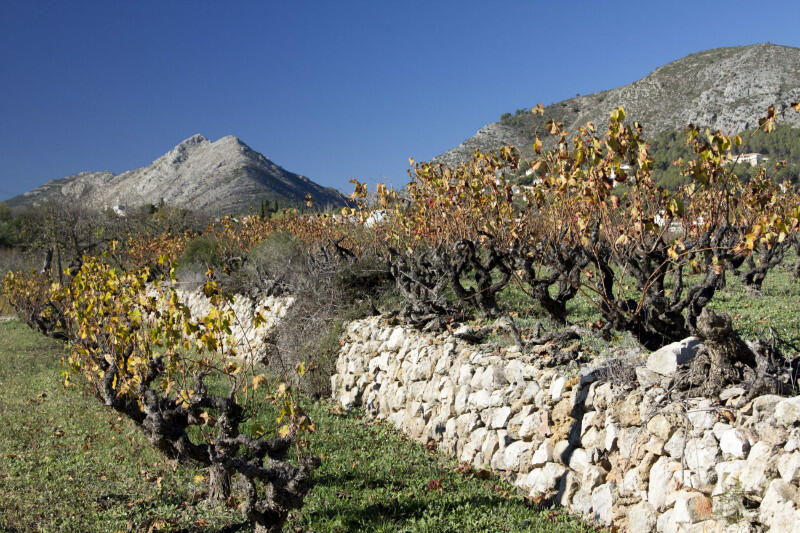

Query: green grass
<box><xmin>0</xmin><ymin>320</ymin><xmax>600</xmax><ymax>532</ymax></box>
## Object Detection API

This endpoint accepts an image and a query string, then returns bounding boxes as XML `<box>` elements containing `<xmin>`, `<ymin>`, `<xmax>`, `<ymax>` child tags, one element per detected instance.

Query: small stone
<box><xmin>503</xmin><ymin>440</ymin><xmax>532</xmax><ymax>471</ymax></box>
<box><xmin>776</xmin><ymin>396</ymin><xmax>800</xmax><ymax>428</ymax></box>
<box><xmin>647</xmin><ymin>414</ymin><xmax>674</xmax><ymax>441</ymax></box>
<box><xmin>526</xmin><ymin>462</ymin><xmax>567</xmax><ymax>495</ymax></box>
<box><xmin>778</xmin><ymin>452</ymin><xmax>800</xmax><ymax>483</ymax></box>
<box><xmin>553</xmin><ymin>440</ymin><xmax>571</xmax><ymax>464</ymax></box>
<box><xmin>531</xmin><ymin>440</ymin><xmax>553</xmax><ymax>466</ymax></box>
<box><xmin>635</xmin><ymin>366</ymin><xmax>662</xmax><ymax>388</ymax></box>
<box><xmin>720</xmin><ymin>428</ymin><xmax>750</xmax><ymax>459</ymax></box>
<box><xmin>646</xmin><ymin>337</ymin><xmax>702</xmax><ymax>376</ymax></box>
<box><xmin>627</xmin><ymin>501</ymin><xmax>657</xmax><ymax>533</ymax></box>
<box><xmin>590</xmin><ymin>482</ymin><xmax>616</xmax><ymax>525</ymax></box>
<box><xmin>673</xmin><ymin>491</ymin><xmax>714</xmax><ymax>523</ymax></box>
<box><xmin>384</xmin><ymin>327</ymin><xmax>405</xmax><ymax>351</ymax></box>
<box><xmin>712</xmin><ymin>422</ymin><xmax>733</xmax><ymax>441</ymax></box>
<box><xmin>550</xmin><ymin>375</ymin><xmax>567</xmax><ymax>402</ymax></box>
<box><xmin>568</xmin><ymin>447</ymin><xmax>591</xmax><ymax>474</ymax></box>
<box><xmin>582</xmin><ymin>464</ymin><xmax>607</xmax><ymax>490</ymax></box>
<box><xmin>488</xmin><ymin>406</ymin><xmax>512</xmax><ymax>429</ymax></box>
<box><xmin>664</xmin><ymin>429</ymin><xmax>688</xmax><ymax>459</ymax></box>
<box><xmin>739</xmin><ymin>441</ymin><xmax>776</xmax><ymax>493</ymax></box>
<box><xmin>719</xmin><ymin>386</ymin><xmax>746</xmax><ymax>401</ymax></box>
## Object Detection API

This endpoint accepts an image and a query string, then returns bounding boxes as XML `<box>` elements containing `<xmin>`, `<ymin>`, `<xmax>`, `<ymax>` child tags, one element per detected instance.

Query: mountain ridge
<box><xmin>5</xmin><ymin>134</ymin><xmax>347</xmax><ymax>214</ymax></box>
<box><xmin>434</xmin><ymin>43</ymin><xmax>800</xmax><ymax>167</ymax></box>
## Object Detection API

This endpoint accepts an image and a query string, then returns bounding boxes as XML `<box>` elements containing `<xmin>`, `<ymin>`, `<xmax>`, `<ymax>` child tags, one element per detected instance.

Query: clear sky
<box><xmin>2</xmin><ymin>0</ymin><xmax>800</xmax><ymax>201</ymax></box>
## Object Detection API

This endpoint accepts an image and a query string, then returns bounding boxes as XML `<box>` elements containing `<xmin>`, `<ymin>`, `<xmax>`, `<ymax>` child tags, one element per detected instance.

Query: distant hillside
<box><xmin>5</xmin><ymin>135</ymin><xmax>347</xmax><ymax>214</ymax></box>
<box><xmin>435</xmin><ymin>43</ymin><xmax>800</xmax><ymax>166</ymax></box>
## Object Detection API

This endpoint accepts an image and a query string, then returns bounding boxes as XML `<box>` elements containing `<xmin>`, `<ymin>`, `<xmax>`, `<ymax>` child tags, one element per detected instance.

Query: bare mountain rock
<box><xmin>7</xmin><ymin>134</ymin><xmax>346</xmax><ymax>213</ymax></box>
<box><xmin>435</xmin><ymin>43</ymin><xmax>800</xmax><ymax>167</ymax></box>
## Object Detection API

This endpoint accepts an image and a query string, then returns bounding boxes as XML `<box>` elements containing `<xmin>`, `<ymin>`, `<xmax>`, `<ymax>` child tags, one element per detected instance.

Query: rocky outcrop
<box><xmin>7</xmin><ymin>134</ymin><xmax>347</xmax><ymax>214</ymax></box>
<box><xmin>332</xmin><ymin>316</ymin><xmax>800</xmax><ymax>532</ymax></box>
<box><xmin>435</xmin><ymin>43</ymin><xmax>800</xmax><ymax>167</ymax></box>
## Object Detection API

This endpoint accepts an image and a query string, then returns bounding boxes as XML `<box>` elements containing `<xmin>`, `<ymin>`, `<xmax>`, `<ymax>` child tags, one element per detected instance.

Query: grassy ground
<box><xmin>0</xmin><ymin>320</ymin><xmax>600</xmax><ymax>533</ymax></box>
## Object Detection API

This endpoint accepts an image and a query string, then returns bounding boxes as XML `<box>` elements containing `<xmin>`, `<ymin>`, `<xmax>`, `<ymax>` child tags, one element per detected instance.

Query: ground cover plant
<box><xmin>0</xmin><ymin>320</ymin><xmax>602</xmax><ymax>533</ymax></box>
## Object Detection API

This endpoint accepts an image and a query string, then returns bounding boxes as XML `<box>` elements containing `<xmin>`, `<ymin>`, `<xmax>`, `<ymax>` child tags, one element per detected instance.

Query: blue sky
<box><xmin>2</xmin><ymin>0</ymin><xmax>800</xmax><ymax>201</ymax></box>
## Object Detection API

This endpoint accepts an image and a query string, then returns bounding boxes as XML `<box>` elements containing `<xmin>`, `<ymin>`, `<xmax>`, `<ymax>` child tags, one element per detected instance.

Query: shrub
<box><xmin>269</xmin><ymin>247</ymin><xmax>394</xmax><ymax>398</ymax></box>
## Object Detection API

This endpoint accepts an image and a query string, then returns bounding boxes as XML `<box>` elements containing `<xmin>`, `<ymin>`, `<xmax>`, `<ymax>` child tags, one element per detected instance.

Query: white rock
<box><xmin>591</xmin><ymin>482</ymin><xmax>615</xmax><ymax>525</ymax></box>
<box><xmin>488</xmin><ymin>406</ymin><xmax>511</xmax><ymax>429</ymax></box>
<box><xmin>604</xmin><ymin>419</ymin><xmax>619</xmax><ymax>452</ymax></box>
<box><xmin>656</xmin><ymin>508</ymin><xmax>678</xmax><ymax>533</ymax></box>
<box><xmin>468</xmin><ymin>389</ymin><xmax>492</xmax><ymax>411</ymax></box>
<box><xmin>687</xmin><ymin>409</ymin><xmax>716</xmax><ymax>431</ymax></box>
<box><xmin>720</xmin><ymin>428</ymin><xmax>750</xmax><ymax>459</ymax></box>
<box><xmin>646</xmin><ymin>337</ymin><xmax>702</xmax><ymax>376</ymax></box>
<box><xmin>712</xmin><ymin>422</ymin><xmax>733</xmax><ymax>442</ymax></box>
<box><xmin>384</xmin><ymin>327</ymin><xmax>405</xmax><ymax>351</ymax></box>
<box><xmin>526</xmin><ymin>462</ymin><xmax>567</xmax><ymax>495</ymax></box>
<box><xmin>568</xmin><ymin>447</ymin><xmax>591</xmax><ymax>475</ymax></box>
<box><xmin>649</xmin><ymin>456</ymin><xmax>680</xmax><ymax>511</ymax></box>
<box><xmin>713</xmin><ymin>460</ymin><xmax>748</xmax><ymax>496</ymax></box>
<box><xmin>776</xmin><ymin>396</ymin><xmax>800</xmax><ymax>428</ymax></box>
<box><xmin>553</xmin><ymin>440</ymin><xmax>571</xmax><ymax>464</ymax></box>
<box><xmin>739</xmin><ymin>441</ymin><xmax>775</xmax><ymax>493</ymax></box>
<box><xmin>556</xmin><ymin>470</ymin><xmax>580</xmax><ymax>507</ymax></box>
<box><xmin>570</xmin><ymin>488</ymin><xmax>593</xmax><ymax>515</ymax></box>
<box><xmin>635</xmin><ymin>366</ymin><xmax>662</xmax><ymax>388</ymax></box>
<box><xmin>759</xmin><ymin>479</ymin><xmax>800</xmax><ymax>531</ymax></box>
<box><xmin>684</xmin><ymin>433</ymin><xmax>720</xmax><ymax>483</ymax></box>
<box><xmin>531</xmin><ymin>440</ymin><xmax>554</xmax><ymax>466</ymax></box>
<box><xmin>550</xmin><ymin>375</ymin><xmax>567</xmax><ymax>402</ymax></box>
<box><xmin>627</xmin><ymin>501</ymin><xmax>657</xmax><ymax>533</ymax></box>
<box><xmin>779</xmin><ymin>452</ymin><xmax>800</xmax><ymax>483</ymax></box>
<box><xmin>647</xmin><ymin>414</ymin><xmax>675</xmax><ymax>441</ymax></box>
<box><xmin>664</xmin><ymin>429</ymin><xmax>688</xmax><ymax>459</ymax></box>
<box><xmin>719</xmin><ymin>386</ymin><xmax>746</xmax><ymax>401</ymax></box>
<box><xmin>503</xmin><ymin>440</ymin><xmax>532</xmax><ymax>471</ymax></box>
<box><xmin>581</xmin><ymin>411</ymin><xmax>596</xmax><ymax>436</ymax></box>
<box><xmin>582</xmin><ymin>465</ymin><xmax>607</xmax><ymax>490</ymax></box>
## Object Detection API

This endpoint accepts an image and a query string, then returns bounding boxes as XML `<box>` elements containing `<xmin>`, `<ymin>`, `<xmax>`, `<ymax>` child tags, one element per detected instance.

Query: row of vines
<box><xmin>3</xmin><ymin>104</ymin><xmax>800</xmax><ymax>531</ymax></box>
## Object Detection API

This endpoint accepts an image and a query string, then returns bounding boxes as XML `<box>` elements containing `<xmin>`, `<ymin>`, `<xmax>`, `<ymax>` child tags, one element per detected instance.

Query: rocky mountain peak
<box><xmin>434</xmin><ymin>43</ymin><xmax>800</xmax><ymax>167</ymax></box>
<box><xmin>5</xmin><ymin>135</ymin><xmax>346</xmax><ymax>213</ymax></box>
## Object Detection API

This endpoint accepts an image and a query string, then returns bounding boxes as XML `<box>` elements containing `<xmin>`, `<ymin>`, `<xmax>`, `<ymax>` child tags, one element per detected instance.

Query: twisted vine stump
<box><xmin>673</xmin><ymin>309</ymin><xmax>789</xmax><ymax>402</ymax></box>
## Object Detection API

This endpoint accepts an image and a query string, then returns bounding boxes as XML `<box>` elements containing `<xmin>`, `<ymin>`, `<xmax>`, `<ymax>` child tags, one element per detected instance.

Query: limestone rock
<box><xmin>627</xmin><ymin>501</ymin><xmax>658</xmax><ymax>533</ymax></box>
<box><xmin>646</xmin><ymin>337</ymin><xmax>702</xmax><ymax>376</ymax></box>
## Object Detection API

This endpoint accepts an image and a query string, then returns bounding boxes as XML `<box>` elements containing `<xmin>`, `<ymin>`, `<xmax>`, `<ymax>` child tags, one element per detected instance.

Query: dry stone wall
<box><xmin>173</xmin><ymin>287</ymin><xmax>293</xmax><ymax>362</ymax></box>
<box><xmin>331</xmin><ymin>316</ymin><xmax>800</xmax><ymax>533</ymax></box>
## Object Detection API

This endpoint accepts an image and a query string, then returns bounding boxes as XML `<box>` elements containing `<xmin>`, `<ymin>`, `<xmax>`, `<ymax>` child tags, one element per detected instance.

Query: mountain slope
<box><xmin>435</xmin><ymin>43</ymin><xmax>800</xmax><ymax>166</ymax></box>
<box><xmin>6</xmin><ymin>135</ymin><xmax>346</xmax><ymax>213</ymax></box>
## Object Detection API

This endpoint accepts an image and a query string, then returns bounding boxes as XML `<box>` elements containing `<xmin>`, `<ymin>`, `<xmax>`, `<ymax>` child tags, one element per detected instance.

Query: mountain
<box><xmin>435</xmin><ymin>43</ymin><xmax>800</xmax><ymax>167</ymax></box>
<box><xmin>5</xmin><ymin>135</ymin><xmax>347</xmax><ymax>213</ymax></box>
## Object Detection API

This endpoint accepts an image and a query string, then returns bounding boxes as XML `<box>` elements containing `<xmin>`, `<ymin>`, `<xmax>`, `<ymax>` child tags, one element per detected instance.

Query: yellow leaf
<box><xmin>194</xmin><ymin>474</ymin><xmax>205</xmax><ymax>483</ymax></box>
<box><xmin>251</xmin><ymin>374</ymin><xmax>268</xmax><ymax>390</ymax></box>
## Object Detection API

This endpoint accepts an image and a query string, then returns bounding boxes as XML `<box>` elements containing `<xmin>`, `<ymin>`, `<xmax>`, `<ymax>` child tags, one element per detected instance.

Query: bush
<box><xmin>269</xmin><ymin>248</ymin><xmax>394</xmax><ymax>398</ymax></box>
<box><xmin>227</xmin><ymin>231</ymin><xmax>305</xmax><ymax>297</ymax></box>
<box><xmin>175</xmin><ymin>234</ymin><xmax>242</xmax><ymax>287</ymax></box>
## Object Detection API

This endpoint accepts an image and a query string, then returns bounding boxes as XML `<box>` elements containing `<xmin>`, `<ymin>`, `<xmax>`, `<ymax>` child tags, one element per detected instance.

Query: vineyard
<box><xmin>3</xmin><ymin>104</ymin><xmax>800</xmax><ymax>531</ymax></box>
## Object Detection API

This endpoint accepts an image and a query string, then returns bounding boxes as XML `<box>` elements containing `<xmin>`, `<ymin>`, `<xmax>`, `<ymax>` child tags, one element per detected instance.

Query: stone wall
<box><xmin>331</xmin><ymin>316</ymin><xmax>800</xmax><ymax>533</ymax></box>
<box><xmin>173</xmin><ymin>287</ymin><xmax>293</xmax><ymax>362</ymax></box>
